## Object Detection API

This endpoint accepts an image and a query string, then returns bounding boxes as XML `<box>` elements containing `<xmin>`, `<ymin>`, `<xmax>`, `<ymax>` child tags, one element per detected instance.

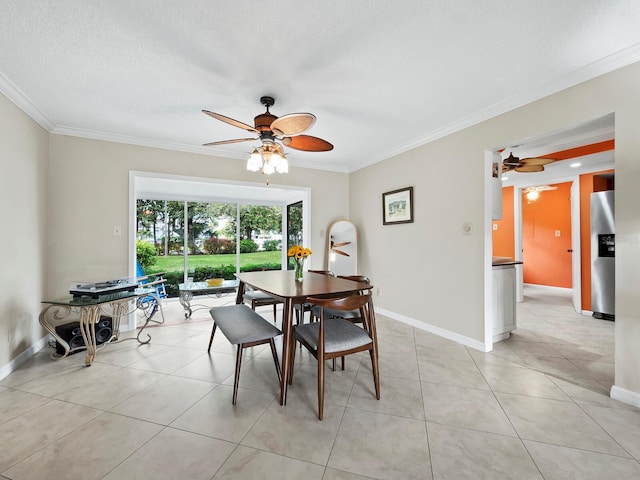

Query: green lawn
<box><xmin>151</xmin><ymin>251</ymin><xmax>283</xmax><ymax>272</ymax></box>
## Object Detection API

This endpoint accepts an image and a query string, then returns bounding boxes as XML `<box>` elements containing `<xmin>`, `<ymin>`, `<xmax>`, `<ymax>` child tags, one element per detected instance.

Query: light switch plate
<box><xmin>462</xmin><ymin>222</ymin><xmax>472</xmax><ymax>235</ymax></box>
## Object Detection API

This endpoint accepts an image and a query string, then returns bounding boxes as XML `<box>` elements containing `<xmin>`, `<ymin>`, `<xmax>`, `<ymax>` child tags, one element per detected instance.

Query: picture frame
<box><xmin>382</xmin><ymin>187</ymin><xmax>414</xmax><ymax>225</ymax></box>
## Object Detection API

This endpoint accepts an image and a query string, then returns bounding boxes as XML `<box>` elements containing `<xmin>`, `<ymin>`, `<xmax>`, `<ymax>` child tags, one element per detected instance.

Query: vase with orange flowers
<box><xmin>287</xmin><ymin>245</ymin><xmax>312</xmax><ymax>281</ymax></box>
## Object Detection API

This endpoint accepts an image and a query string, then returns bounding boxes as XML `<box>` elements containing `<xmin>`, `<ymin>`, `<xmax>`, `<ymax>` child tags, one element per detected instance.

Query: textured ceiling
<box><xmin>1</xmin><ymin>1</ymin><xmax>639</xmax><ymax>173</ymax></box>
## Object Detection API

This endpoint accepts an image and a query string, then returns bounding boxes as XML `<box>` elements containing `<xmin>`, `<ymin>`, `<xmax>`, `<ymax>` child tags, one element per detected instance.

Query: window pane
<box><xmin>286</xmin><ymin>201</ymin><xmax>303</xmax><ymax>270</ymax></box>
<box><xmin>239</xmin><ymin>204</ymin><xmax>283</xmax><ymax>271</ymax></box>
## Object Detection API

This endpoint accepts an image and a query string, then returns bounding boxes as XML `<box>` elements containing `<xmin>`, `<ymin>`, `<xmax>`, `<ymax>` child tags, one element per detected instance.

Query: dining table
<box><xmin>234</xmin><ymin>270</ymin><xmax>373</xmax><ymax>405</ymax></box>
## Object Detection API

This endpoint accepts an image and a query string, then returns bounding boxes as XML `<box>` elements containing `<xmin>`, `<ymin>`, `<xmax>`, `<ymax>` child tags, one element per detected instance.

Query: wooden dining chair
<box><xmin>294</xmin><ymin>270</ymin><xmax>334</xmax><ymax>325</ymax></box>
<box><xmin>309</xmin><ymin>275</ymin><xmax>370</xmax><ymax>324</ymax></box>
<box><xmin>243</xmin><ymin>286</ymin><xmax>283</xmax><ymax>323</ymax></box>
<box><xmin>288</xmin><ymin>293</ymin><xmax>380</xmax><ymax>420</ymax></box>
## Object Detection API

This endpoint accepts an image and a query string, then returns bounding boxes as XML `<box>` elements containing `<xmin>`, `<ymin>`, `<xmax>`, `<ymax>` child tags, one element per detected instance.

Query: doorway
<box><xmin>486</xmin><ymin>114</ymin><xmax>615</xmax><ymax>349</ymax></box>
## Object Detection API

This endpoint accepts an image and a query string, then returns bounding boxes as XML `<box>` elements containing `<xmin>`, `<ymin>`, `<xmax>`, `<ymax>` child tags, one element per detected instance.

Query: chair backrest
<box><xmin>307</xmin><ymin>293</ymin><xmax>373</xmax><ymax>324</ymax></box>
<box><xmin>309</xmin><ymin>270</ymin><xmax>335</xmax><ymax>277</ymax></box>
<box><xmin>136</xmin><ymin>260</ymin><xmax>145</xmax><ymax>279</ymax></box>
<box><xmin>306</xmin><ymin>293</ymin><xmax>376</xmax><ymax>346</ymax></box>
<box><xmin>337</xmin><ymin>275</ymin><xmax>370</xmax><ymax>284</ymax></box>
<box><xmin>136</xmin><ymin>259</ymin><xmax>167</xmax><ymax>299</ymax></box>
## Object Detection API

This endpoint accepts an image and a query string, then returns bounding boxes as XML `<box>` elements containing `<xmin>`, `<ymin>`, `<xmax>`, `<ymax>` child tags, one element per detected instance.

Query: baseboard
<box><xmin>523</xmin><ymin>283</ymin><xmax>573</xmax><ymax>294</ymax></box>
<box><xmin>610</xmin><ymin>385</ymin><xmax>640</xmax><ymax>408</ymax></box>
<box><xmin>0</xmin><ymin>335</ymin><xmax>50</xmax><ymax>382</ymax></box>
<box><xmin>375</xmin><ymin>307</ymin><xmax>488</xmax><ymax>352</ymax></box>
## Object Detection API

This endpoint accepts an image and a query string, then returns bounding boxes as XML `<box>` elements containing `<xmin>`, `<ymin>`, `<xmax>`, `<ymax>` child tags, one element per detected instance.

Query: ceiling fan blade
<box><xmin>334</xmin><ymin>249</ymin><xmax>350</xmax><ymax>257</ymax></box>
<box><xmin>515</xmin><ymin>164</ymin><xmax>545</xmax><ymax>173</ymax></box>
<box><xmin>282</xmin><ymin>135</ymin><xmax>333</xmax><ymax>152</ymax></box>
<box><xmin>271</xmin><ymin>113</ymin><xmax>316</xmax><ymax>136</ymax></box>
<box><xmin>332</xmin><ymin>241</ymin><xmax>351</xmax><ymax>247</ymax></box>
<box><xmin>202</xmin><ymin>110</ymin><xmax>258</xmax><ymax>133</ymax></box>
<box><xmin>202</xmin><ymin>137</ymin><xmax>257</xmax><ymax>147</ymax></box>
<box><xmin>520</xmin><ymin>157</ymin><xmax>556</xmax><ymax>166</ymax></box>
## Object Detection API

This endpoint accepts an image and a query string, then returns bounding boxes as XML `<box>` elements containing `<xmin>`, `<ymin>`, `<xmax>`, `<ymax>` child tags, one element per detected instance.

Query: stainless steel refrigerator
<box><xmin>591</xmin><ymin>190</ymin><xmax>615</xmax><ymax>320</ymax></box>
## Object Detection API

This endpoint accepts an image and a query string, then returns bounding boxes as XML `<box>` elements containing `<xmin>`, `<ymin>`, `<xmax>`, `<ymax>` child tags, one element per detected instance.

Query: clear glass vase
<box><xmin>294</xmin><ymin>260</ymin><xmax>304</xmax><ymax>281</ymax></box>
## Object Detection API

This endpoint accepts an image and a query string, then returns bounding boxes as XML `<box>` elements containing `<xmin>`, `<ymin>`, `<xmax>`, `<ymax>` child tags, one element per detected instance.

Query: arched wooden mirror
<box><xmin>326</xmin><ymin>220</ymin><xmax>357</xmax><ymax>275</ymax></box>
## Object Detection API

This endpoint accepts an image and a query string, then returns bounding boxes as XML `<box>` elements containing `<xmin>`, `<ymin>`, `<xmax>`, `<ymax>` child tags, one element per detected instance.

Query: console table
<box><xmin>178</xmin><ymin>280</ymin><xmax>239</xmax><ymax>318</ymax></box>
<box><xmin>40</xmin><ymin>287</ymin><xmax>157</xmax><ymax>366</ymax></box>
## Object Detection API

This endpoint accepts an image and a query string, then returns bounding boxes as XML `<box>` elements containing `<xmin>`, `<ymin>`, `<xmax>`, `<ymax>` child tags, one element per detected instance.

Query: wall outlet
<box><xmin>376</xmin><ymin>287</ymin><xmax>382</xmax><ymax>297</ymax></box>
<box><xmin>493</xmin><ymin>224</ymin><xmax>498</xmax><ymax>231</ymax></box>
<box><xmin>462</xmin><ymin>222</ymin><xmax>472</xmax><ymax>235</ymax></box>
<box><xmin>555</xmin><ymin>230</ymin><xmax>561</xmax><ymax>237</ymax></box>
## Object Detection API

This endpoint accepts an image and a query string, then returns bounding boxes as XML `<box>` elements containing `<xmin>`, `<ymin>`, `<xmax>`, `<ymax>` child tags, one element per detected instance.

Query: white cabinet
<box><xmin>492</xmin><ymin>264</ymin><xmax>516</xmax><ymax>342</ymax></box>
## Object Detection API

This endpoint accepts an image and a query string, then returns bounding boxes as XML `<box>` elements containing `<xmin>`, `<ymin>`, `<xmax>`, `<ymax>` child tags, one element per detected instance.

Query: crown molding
<box><xmin>52</xmin><ymin>126</ymin><xmax>349</xmax><ymax>173</ymax></box>
<box><xmin>3</xmin><ymin>42</ymin><xmax>638</xmax><ymax>175</ymax></box>
<box><xmin>0</xmin><ymin>72</ymin><xmax>55</xmax><ymax>131</ymax></box>
<box><xmin>351</xmin><ymin>43</ymin><xmax>640</xmax><ymax>173</ymax></box>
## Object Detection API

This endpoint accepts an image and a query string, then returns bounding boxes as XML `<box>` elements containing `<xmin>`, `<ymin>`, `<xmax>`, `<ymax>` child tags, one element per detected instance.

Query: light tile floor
<box><xmin>1</xmin><ymin>285</ymin><xmax>639</xmax><ymax>479</ymax></box>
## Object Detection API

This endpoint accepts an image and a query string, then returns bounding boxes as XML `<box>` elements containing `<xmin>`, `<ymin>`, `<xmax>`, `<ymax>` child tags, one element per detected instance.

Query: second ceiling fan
<box><xmin>502</xmin><ymin>152</ymin><xmax>556</xmax><ymax>173</ymax></box>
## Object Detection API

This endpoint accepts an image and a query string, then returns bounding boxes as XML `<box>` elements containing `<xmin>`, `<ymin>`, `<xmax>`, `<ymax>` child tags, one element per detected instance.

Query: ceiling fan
<box><xmin>502</xmin><ymin>152</ymin><xmax>556</xmax><ymax>173</ymax></box>
<box><xmin>523</xmin><ymin>185</ymin><xmax>558</xmax><ymax>194</ymax></box>
<box><xmin>523</xmin><ymin>184</ymin><xmax>557</xmax><ymax>201</ymax></box>
<box><xmin>202</xmin><ymin>95</ymin><xmax>333</xmax><ymax>153</ymax></box>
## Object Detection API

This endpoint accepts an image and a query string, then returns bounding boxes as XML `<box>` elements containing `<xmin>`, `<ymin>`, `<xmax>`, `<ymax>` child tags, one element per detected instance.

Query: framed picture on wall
<box><xmin>382</xmin><ymin>187</ymin><xmax>413</xmax><ymax>225</ymax></box>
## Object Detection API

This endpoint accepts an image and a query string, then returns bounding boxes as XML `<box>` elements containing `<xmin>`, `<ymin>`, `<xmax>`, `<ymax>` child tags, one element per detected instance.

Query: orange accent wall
<box><xmin>522</xmin><ymin>182</ymin><xmax>573</xmax><ymax>287</ymax></box>
<box><xmin>492</xmin><ymin>186</ymin><xmax>514</xmax><ymax>258</ymax></box>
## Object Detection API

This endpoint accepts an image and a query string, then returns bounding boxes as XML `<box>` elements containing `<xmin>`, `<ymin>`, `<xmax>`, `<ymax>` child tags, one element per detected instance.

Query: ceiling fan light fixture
<box><xmin>247</xmin><ymin>149</ymin><xmax>263</xmax><ymax>171</ymax></box>
<box><xmin>262</xmin><ymin>158</ymin><xmax>276</xmax><ymax>175</ymax></box>
<box><xmin>526</xmin><ymin>190</ymin><xmax>539</xmax><ymax>201</ymax></box>
<box><xmin>246</xmin><ymin>144</ymin><xmax>289</xmax><ymax>176</ymax></box>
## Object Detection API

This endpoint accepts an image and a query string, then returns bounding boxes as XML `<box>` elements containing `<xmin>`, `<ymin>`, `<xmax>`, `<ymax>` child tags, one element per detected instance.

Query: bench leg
<box><xmin>207</xmin><ymin>323</ymin><xmax>218</xmax><ymax>353</ymax></box>
<box><xmin>232</xmin><ymin>344</ymin><xmax>244</xmax><ymax>405</ymax></box>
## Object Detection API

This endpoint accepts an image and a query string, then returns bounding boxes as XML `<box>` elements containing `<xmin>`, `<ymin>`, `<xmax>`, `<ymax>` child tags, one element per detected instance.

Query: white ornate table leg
<box><xmin>39</xmin><ymin>304</ymin><xmax>73</xmax><ymax>359</ymax></box>
<box><xmin>78</xmin><ymin>305</ymin><xmax>102</xmax><ymax>366</ymax></box>
<box><xmin>179</xmin><ymin>290</ymin><xmax>194</xmax><ymax>319</ymax></box>
<box><xmin>109</xmin><ymin>298</ymin><xmax>132</xmax><ymax>342</ymax></box>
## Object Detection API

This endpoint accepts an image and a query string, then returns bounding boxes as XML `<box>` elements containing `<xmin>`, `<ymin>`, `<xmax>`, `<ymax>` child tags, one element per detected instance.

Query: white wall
<box><xmin>351</xmin><ymin>61</ymin><xmax>640</xmax><ymax>401</ymax></box>
<box><xmin>0</xmin><ymin>94</ymin><xmax>49</xmax><ymax>371</ymax></box>
<box><xmin>47</xmin><ymin>135</ymin><xmax>350</xmax><ymax>299</ymax></box>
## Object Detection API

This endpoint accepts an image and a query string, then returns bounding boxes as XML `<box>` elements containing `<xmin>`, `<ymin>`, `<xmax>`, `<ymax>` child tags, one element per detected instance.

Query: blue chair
<box><xmin>135</xmin><ymin>260</ymin><xmax>167</xmax><ymax>341</ymax></box>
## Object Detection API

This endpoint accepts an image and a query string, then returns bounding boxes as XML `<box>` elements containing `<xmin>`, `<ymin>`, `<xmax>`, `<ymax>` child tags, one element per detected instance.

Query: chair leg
<box><xmin>232</xmin><ymin>344</ymin><xmax>244</xmax><ymax>405</ymax></box>
<box><xmin>269</xmin><ymin>338</ymin><xmax>281</xmax><ymax>383</ymax></box>
<box><xmin>318</xmin><ymin>354</ymin><xmax>325</xmax><ymax>420</ymax></box>
<box><xmin>207</xmin><ymin>323</ymin><xmax>218</xmax><ymax>353</ymax></box>
<box><xmin>369</xmin><ymin>348</ymin><xmax>380</xmax><ymax>400</ymax></box>
<box><xmin>273</xmin><ymin>303</ymin><xmax>277</xmax><ymax>323</ymax></box>
<box><xmin>288</xmin><ymin>333</ymin><xmax>297</xmax><ymax>385</ymax></box>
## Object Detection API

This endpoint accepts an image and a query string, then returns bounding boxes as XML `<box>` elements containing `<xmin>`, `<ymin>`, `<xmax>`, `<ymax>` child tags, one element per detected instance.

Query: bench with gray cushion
<box><xmin>208</xmin><ymin>304</ymin><xmax>282</xmax><ymax>404</ymax></box>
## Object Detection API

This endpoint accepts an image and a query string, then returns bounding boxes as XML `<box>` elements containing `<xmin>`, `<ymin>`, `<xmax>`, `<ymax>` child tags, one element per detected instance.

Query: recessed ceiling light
<box><xmin>570</xmin><ymin>162</ymin><xmax>581</xmax><ymax>168</ymax></box>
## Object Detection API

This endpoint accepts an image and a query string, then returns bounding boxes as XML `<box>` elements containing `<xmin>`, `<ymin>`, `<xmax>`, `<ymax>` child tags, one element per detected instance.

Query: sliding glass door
<box><xmin>136</xmin><ymin>198</ymin><xmax>285</xmax><ymax>296</ymax></box>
